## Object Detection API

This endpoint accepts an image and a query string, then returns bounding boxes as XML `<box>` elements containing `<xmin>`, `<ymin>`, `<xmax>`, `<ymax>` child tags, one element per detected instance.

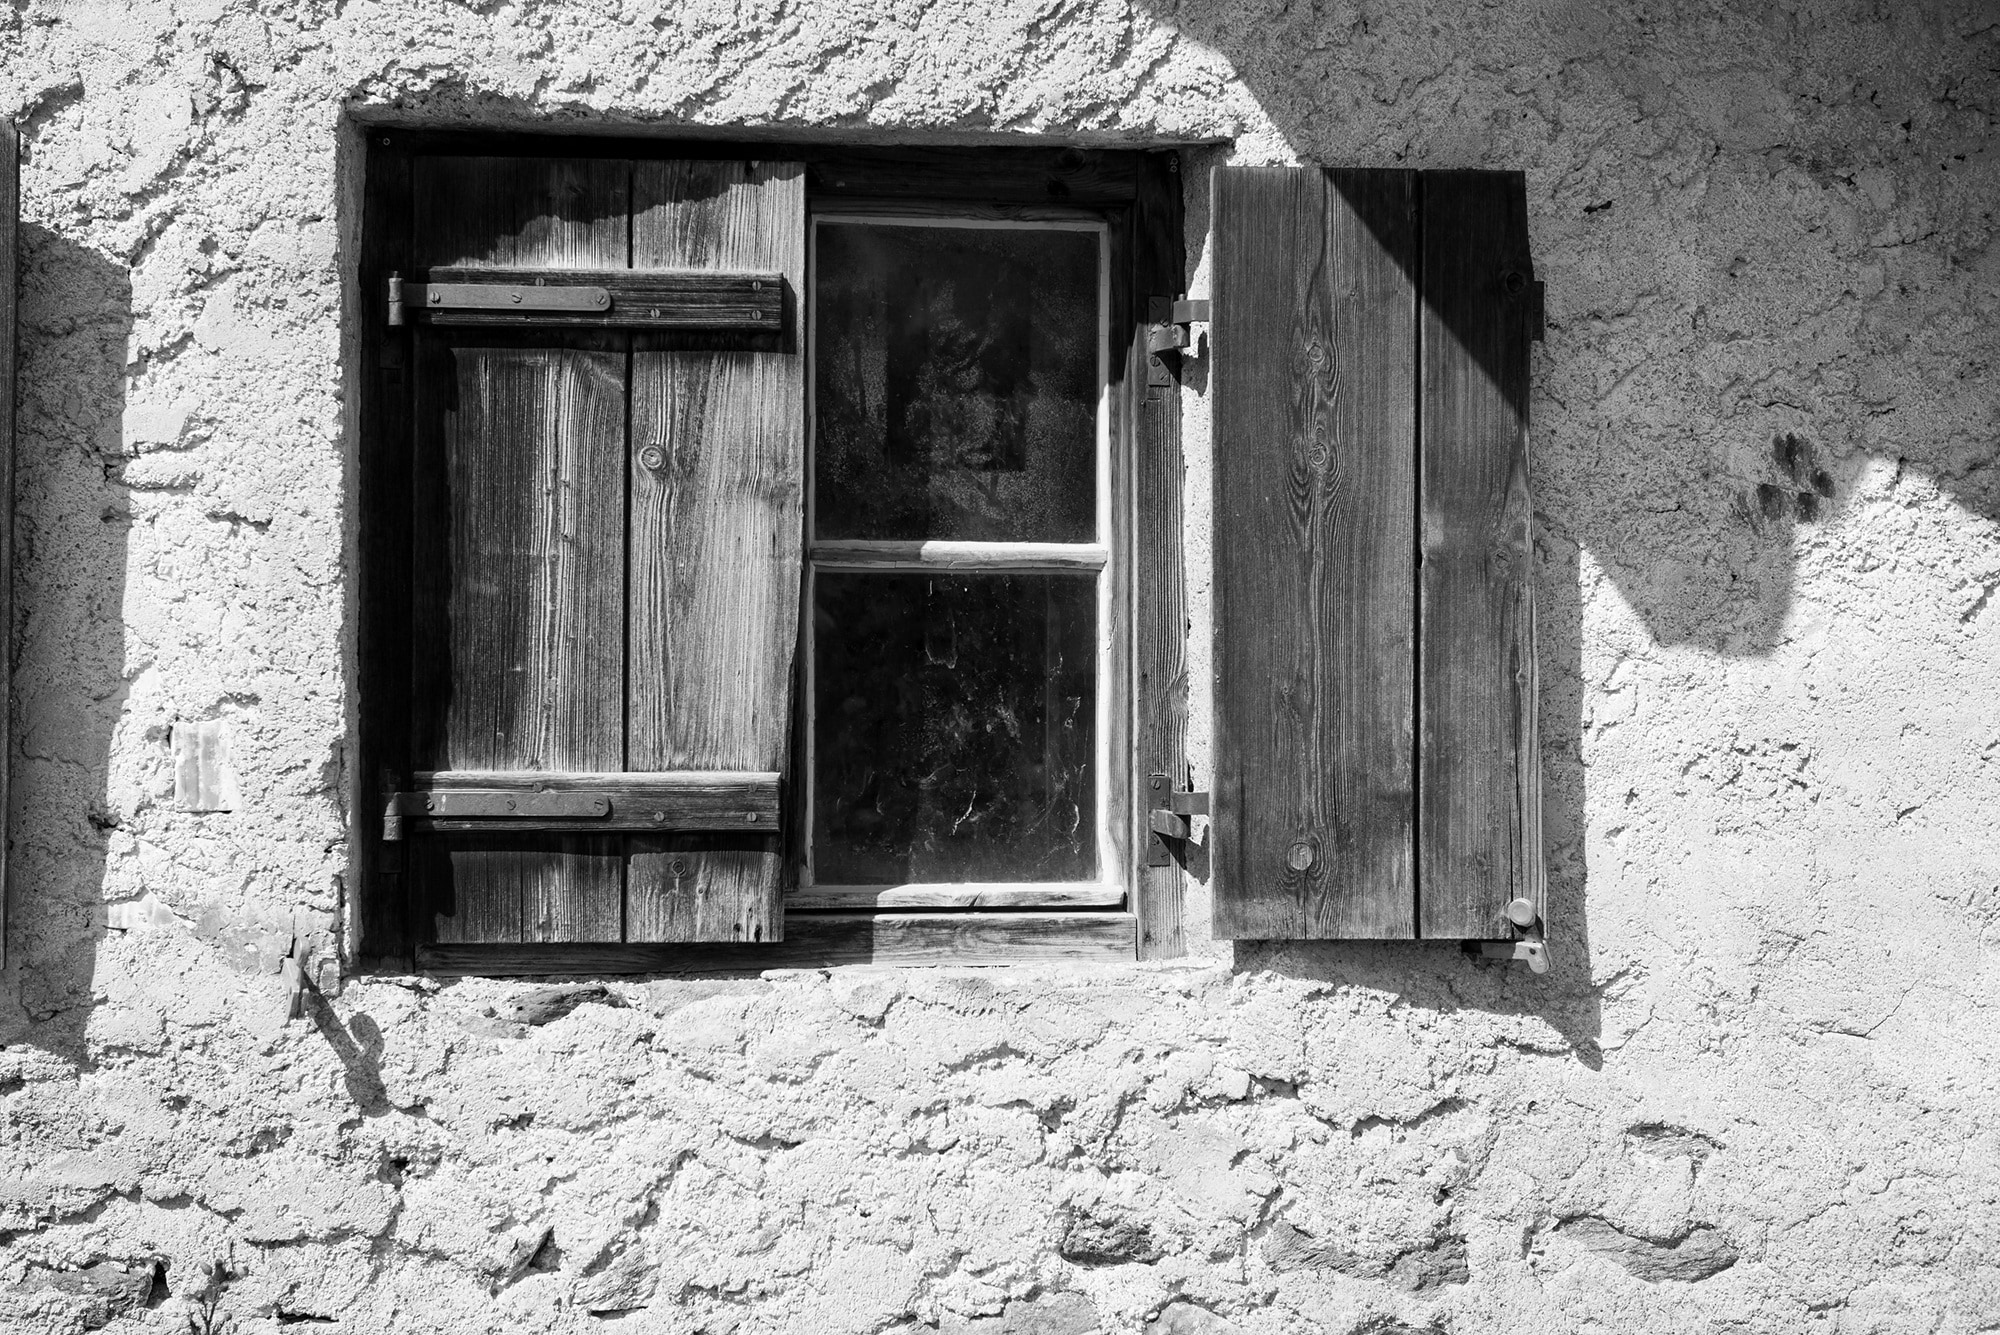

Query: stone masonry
<box><xmin>0</xmin><ymin>0</ymin><xmax>1997</xmax><ymax>1331</ymax></box>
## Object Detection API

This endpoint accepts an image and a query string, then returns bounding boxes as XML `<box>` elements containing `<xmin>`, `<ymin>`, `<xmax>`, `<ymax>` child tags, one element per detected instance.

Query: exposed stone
<box><xmin>1556</xmin><ymin>1218</ymin><xmax>1740</xmax><ymax>1283</ymax></box>
<box><xmin>941</xmin><ymin>1292</ymin><xmax>1099</xmax><ymax>1335</ymax></box>
<box><xmin>1147</xmin><ymin>1300</ymin><xmax>1242</xmax><ymax>1334</ymax></box>
<box><xmin>1060</xmin><ymin>1204</ymin><xmax>1164</xmax><ymax>1265</ymax></box>
<box><xmin>500</xmin><ymin>985</ymin><xmax>622</xmax><ymax>1026</ymax></box>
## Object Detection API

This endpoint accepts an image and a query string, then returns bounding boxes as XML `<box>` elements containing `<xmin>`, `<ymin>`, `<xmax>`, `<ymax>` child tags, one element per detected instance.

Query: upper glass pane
<box><xmin>813</xmin><ymin>221</ymin><xmax>1101</xmax><ymax>542</ymax></box>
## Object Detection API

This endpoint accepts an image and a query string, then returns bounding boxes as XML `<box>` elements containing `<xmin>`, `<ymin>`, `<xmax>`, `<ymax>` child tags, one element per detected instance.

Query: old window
<box><xmin>800</xmin><ymin>210</ymin><xmax>1115</xmax><ymax>905</ymax></box>
<box><xmin>351</xmin><ymin>140</ymin><xmax>1188</xmax><ymax>974</ymax></box>
<box><xmin>348</xmin><ymin>138</ymin><xmax>1545</xmax><ymax>977</ymax></box>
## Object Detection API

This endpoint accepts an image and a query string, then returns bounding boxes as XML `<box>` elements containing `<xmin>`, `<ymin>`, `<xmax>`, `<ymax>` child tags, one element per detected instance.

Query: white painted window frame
<box><xmin>798</xmin><ymin>207</ymin><xmax>1122</xmax><ymax>911</ymax></box>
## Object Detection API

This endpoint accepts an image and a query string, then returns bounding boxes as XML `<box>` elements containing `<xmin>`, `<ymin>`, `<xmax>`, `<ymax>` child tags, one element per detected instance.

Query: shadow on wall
<box><xmin>2</xmin><ymin>224</ymin><xmax>130</xmax><ymax>1060</ymax></box>
<box><xmin>1151</xmin><ymin>0</ymin><xmax>1997</xmax><ymax>1062</ymax></box>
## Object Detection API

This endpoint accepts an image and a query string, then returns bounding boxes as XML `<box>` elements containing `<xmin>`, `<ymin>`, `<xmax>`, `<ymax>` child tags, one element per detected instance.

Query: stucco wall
<box><xmin>1</xmin><ymin>1</ymin><xmax>1997</xmax><ymax>1331</ymax></box>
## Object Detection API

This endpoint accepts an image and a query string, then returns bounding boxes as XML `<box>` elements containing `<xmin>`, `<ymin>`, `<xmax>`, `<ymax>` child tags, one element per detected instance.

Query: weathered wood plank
<box><xmin>626</xmin><ymin>160</ymin><xmax>806</xmax><ymax>943</ymax></box>
<box><xmin>411</xmin><ymin>266</ymin><xmax>783</xmax><ymax>331</ymax></box>
<box><xmin>417</xmin><ymin>913</ymin><xmax>1137</xmax><ymax>975</ymax></box>
<box><xmin>1211</xmin><ymin>167</ymin><xmax>1418</xmax><ymax>940</ymax></box>
<box><xmin>1130</xmin><ymin>152</ymin><xmax>1188</xmax><ymax>960</ymax></box>
<box><xmin>413</xmin><ymin>835</ymin><xmax>625</xmax><ymax>945</ymax></box>
<box><xmin>1418</xmin><ymin>170</ymin><xmax>1544</xmax><ymax>939</ymax></box>
<box><xmin>411</xmin><ymin>157</ymin><xmax>631</xmax><ymax>944</ymax></box>
<box><xmin>0</xmin><ymin>120</ymin><xmax>14</xmax><ymax>973</ymax></box>
<box><xmin>790</xmin><ymin>883</ymin><xmax>1126</xmax><ymax>910</ymax></box>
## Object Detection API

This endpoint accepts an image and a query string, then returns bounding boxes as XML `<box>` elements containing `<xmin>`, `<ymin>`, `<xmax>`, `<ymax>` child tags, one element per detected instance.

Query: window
<box><xmin>348</xmin><ymin>137</ymin><xmax>1545</xmax><ymax>976</ymax></box>
<box><xmin>800</xmin><ymin>210</ymin><xmax>1118</xmax><ymax>907</ymax></box>
<box><xmin>351</xmin><ymin>140</ymin><xmax>1189</xmax><ymax>974</ymax></box>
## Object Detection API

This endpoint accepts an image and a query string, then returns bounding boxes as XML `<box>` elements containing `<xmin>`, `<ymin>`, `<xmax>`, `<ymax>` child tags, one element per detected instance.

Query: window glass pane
<box><xmin>813</xmin><ymin>573</ymin><xmax>1097</xmax><ymax>883</ymax></box>
<box><xmin>813</xmin><ymin>222</ymin><xmax>1100</xmax><ymax>542</ymax></box>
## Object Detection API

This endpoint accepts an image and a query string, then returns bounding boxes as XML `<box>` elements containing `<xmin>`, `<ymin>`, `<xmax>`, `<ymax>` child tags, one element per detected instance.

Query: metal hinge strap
<box><xmin>1145</xmin><ymin>772</ymin><xmax>1210</xmax><ymax>867</ymax></box>
<box><xmin>1146</xmin><ymin>296</ymin><xmax>1210</xmax><ymax>389</ymax></box>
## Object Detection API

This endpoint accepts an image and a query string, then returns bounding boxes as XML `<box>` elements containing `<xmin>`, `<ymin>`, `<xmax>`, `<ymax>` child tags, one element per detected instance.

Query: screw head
<box><xmin>652</xmin><ymin>810</ymin><xmax>667</xmax><ymax>823</ymax></box>
<box><xmin>746</xmin><ymin>812</ymin><xmax>759</xmax><ymax>823</ymax></box>
<box><xmin>639</xmin><ymin>445</ymin><xmax>666</xmax><ymax>470</ymax></box>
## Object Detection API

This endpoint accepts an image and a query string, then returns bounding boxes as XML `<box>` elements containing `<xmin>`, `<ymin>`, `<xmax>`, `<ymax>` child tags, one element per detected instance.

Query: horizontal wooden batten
<box><xmin>790</xmin><ymin>883</ymin><xmax>1126</xmax><ymax>910</ymax></box>
<box><xmin>392</xmin><ymin>770</ymin><xmax>778</xmax><ymax>836</ymax></box>
<box><xmin>810</xmin><ymin>541</ymin><xmax>1108</xmax><ymax>572</ymax></box>
<box><xmin>401</xmin><ymin>266</ymin><xmax>783</xmax><ymax>330</ymax></box>
<box><xmin>416</xmin><ymin>912</ymin><xmax>1137</xmax><ymax>975</ymax></box>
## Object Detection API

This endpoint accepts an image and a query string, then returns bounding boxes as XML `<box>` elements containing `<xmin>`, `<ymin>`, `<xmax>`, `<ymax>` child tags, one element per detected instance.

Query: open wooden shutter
<box><xmin>0</xmin><ymin>122</ymin><xmax>14</xmax><ymax>971</ymax></box>
<box><xmin>404</xmin><ymin>157</ymin><xmax>804</xmax><ymax>950</ymax></box>
<box><xmin>1211</xmin><ymin>165</ymin><xmax>1542</xmax><ymax>943</ymax></box>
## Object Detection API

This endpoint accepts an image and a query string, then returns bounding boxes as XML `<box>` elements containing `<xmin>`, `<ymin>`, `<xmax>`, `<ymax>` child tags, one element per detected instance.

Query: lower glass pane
<box><xmin>813</xmin><ymin>572</ymin><xmax>1098</xmax><ymax>884</ymax></box>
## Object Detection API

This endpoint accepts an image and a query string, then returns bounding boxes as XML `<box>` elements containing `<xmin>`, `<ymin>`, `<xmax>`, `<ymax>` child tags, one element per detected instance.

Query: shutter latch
<box><xmin>1146</xmin><ymin>297</ymin><xmax>1210</xmax><ymax>388</ymax></box>
<box><xmin>1146</xmin><ymin>772</ymin><xmax>1210</xmax><ymax>867</ymax></box>
<box><xmin>1473</xmin><ymin>897</ymin><xmax>1549</xmax><ymax>973</ymax></box>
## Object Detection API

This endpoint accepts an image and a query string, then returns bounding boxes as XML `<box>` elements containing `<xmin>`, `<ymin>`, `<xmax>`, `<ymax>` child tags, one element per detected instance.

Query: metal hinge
<box><xmin>1145</xmin><ymin>772</ymin><xmax>1209</xmax><ymax>867</ymax></box>
<box><xmin>389</xmin><ymin>272</ymin><xmax>609</xmax><ymax>325</ymax></box>
<box><xmin>1146</xmin><ymin>297</ymin><xmax>1209</xmax><ymax>390</ymax></box>
<box><xmin>382</xmin><ymin>789</ymin><xmax>611</xmax><ymax>841</ymax></box>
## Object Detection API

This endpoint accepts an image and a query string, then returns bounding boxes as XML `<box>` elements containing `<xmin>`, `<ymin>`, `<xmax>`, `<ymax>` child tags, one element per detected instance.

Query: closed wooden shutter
<box><xmin>1211</xmin><ymin>165</ymin><xmax>1542</xmax><ymax>942</ymax></box>
<box><xmin>404</xmin><ymin>156</ymin><xmax>804</xmax><ymax>948</ymax></box>
<box><xmin>0</xmin><ymin>122</ymin><xmax>14</xmax><ymax>971</ymax></box>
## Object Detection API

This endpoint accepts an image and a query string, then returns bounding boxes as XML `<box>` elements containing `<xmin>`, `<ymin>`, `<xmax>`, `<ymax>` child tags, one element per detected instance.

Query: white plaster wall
<box><xmin>0</xmin><ymin>1</ymin><xmax>1996</xmax><ymax>1332</ymax></box>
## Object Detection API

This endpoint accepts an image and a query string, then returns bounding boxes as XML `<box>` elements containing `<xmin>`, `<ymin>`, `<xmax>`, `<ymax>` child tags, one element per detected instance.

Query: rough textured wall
<box><xmin>0</xmin><ymin>1</ymin><xmax>1997</xmax><ymax>1332</ymax></box>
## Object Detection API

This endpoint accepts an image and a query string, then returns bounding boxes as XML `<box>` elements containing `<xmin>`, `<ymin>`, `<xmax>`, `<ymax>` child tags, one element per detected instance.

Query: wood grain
<box><xmin>410</xmin><ymin>158</ymin><xmax>631</xmax><ymax>944</ymax></box>
<box><xmin>626</xmin><ymin>160</ymin><xmax>806</xmax><ymax>943</ymax></box>
<box><xmin>0</xmin><ymin>120</ymin><xmax>14</xmax><ymax>973</ymax></box>
<box><xmin>1418</xmin><ymin>170</ymin><xmax>1544</xmax><ymax>939</ymax></box>
<box><xmin>790</xmin><ymin>883</ymin><xmax>1125</xmax><ymax>910</ymax></box>
<box><xmin>417</xmin><ymin>912</ymin><xmax>1137</xmax><ymax>975</ymax></box>
<box><xmin>1211</xmin><ymin>167</ymin><xmax>1418</xmax><ymax>940</ymax></box>
<box><xmin>1129</xmin><ymin>153</ymin><xmax>1187</xmax><ymax>959</ymax></box>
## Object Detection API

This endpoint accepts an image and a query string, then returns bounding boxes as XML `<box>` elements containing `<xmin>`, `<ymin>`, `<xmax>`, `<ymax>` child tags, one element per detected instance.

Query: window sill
<box><xmin>414</xmin><ymin>911</ymin><xmax>1135</xmax><ymax>976</ymax></box>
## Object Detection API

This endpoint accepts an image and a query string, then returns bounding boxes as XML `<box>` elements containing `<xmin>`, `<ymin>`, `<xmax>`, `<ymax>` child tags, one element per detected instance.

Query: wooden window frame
<box><xmin>348</xmin><ymin>132</ymin><xmax>1190</xmax><ymax>975</ymax></box>
<box><xmin>795</xmin><ymin>203</ymin><xmax>1124</xmax><ymax>912</ymax></box>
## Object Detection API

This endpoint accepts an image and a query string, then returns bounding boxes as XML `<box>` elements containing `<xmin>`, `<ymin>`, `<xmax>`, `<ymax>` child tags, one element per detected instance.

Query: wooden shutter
<box><xmin>1211</xmin><ymin>168</ymin><xmax>1418</xmax><ymax>939</ymax></box>
<box><xmin>405</xmin><ymin>157</ymin><xmax>804</xmax><ymax>949</ymax></box>
<box><xmin>1210</xmin><ymin>165</ymin><xmax>1542</xmax><ymax>941</ymax></box>
<box><xmin>0</xmin><ymin>122</ymin><xmax>14</xmax><ymax>971</ymax></box>
<box><xmin>1418</xmin><ymin>171</ymin><xmax>1543</xmax><ymax>937</ymax></box>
